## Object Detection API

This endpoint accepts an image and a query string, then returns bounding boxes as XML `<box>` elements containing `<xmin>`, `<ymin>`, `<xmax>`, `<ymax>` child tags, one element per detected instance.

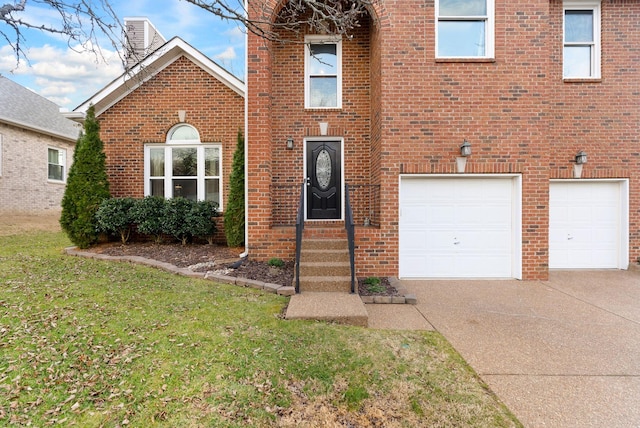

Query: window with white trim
<box><xmin>48</xmin><ymin>147</ymin><xmax>66</xmax><ymax>182</ymax></box>
<box><xmin>305</xmin><ymin>35</ymin><xmax>342</xmax><ymax>109</ymax></box>
<box><xmin>436</xmin><ymin>0</ymin><xmax>494</xmax><ymax>58</ymax></box>
<box><xmin>563</xmin><ymin>0</ymin><xmax>601</xmax><ymax>79</ymax></box>
<box><xmin>144</xmin><ymin>124</ymin><xmax>223</xmax><ymax>208</ymax></box>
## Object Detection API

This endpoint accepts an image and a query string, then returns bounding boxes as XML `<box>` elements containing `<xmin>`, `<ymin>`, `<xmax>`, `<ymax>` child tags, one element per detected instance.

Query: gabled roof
<box><xmin>75</xmin><ymin>37</ymin><xmax>245</xmax><ymax>116</ymax></box>
<box><xmin>0</xmin><ymin>76</ymin><xmax>80</xmax><ymax>142</ymax></box>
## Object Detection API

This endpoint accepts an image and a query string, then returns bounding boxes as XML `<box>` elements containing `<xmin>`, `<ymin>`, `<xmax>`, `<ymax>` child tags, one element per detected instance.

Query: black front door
<box><xmin>306</xmin><ymin>141</ymin><xmax>341</xmax><ymax>219</ymax></box>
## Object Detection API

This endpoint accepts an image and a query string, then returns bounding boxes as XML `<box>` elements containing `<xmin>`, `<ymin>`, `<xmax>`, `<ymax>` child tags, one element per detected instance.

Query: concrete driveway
<box><xmin>399</xmin><ymin>270</ymin><xmax>640</xmax><ymax>428</ymax></box>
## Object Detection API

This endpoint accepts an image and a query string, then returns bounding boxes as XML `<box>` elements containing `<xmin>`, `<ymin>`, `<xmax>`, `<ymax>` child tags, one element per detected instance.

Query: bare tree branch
<box><xmin>184</xmin><ymin>0</ymin><xmax>375</xmax><ymax>42</ymax></box>
<box><xmin>1</xmin><ymin>0</ymin><xmax>123</xmax><ymax>66</ymax></box>
<box><xmin>0</xmin><ymin>0</ymin><xmax>376</xmax><ymax>68</ymax></box>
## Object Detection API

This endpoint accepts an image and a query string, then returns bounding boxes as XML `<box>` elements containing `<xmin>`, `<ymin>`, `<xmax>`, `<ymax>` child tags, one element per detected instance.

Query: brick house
<box><xmin>75</xmin><ymin>23</ymin><xmax>244</xmax><ymax>239</ymax></box>
<box><xmin>246</xmin><ymin>0</ymin><xmax>639</xmax><ymax>281</ymax></box>
<box><xmin>0</xmin><ymin>76</ymin><xmax>80</xmax><ymax>215</ymax></box>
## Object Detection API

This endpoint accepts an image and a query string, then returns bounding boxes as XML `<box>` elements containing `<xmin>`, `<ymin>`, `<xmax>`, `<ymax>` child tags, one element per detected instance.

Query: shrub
<box><xmin>187</xmin><ymin>200</ymin><xmax>219</xmax><ymax>244</ymax></box>
<box><xmin>95</xmin><ymin>198</ymin><xmax>137</xmax><ymax>244</ymax></box>
<box><xmin>364</xmin><ymin>277</ymin><xmax>381</xmax><ymax>286</ymax></box>
<box><xmin>60</xmin><ymin>105</ymin><xmax>110</xmax><ymax>248</ymax></box>
<box><xmin>364</xmin><ymin>277</ymin><xmax>386</xmax><ymax>294</ymax></box>
<box><xmin>268</xmin><ymin>258</ymin><xmax>285</xmax><ymax>268</ymax></box>
<box><xmin>224</xmin><ymin>130</ymin><xmax>245</xmax><ymax>247</ymax></box>
<box><xmin>132</xmin><ymin>196</ymin><xmax>167</xmax><ymax>243</ymax></box>
<box><xmin>162</xmin><ymin>197</ymin><xmax>195</xmax><ymax>245</ymax></box>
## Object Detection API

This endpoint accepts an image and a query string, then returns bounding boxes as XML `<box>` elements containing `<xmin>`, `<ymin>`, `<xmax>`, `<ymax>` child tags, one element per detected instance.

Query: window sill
<box><xmin>435</xmin><ymin>58</ymin><xmax>496</xmax><ymax>63</ymax></box>
<box><xmin>563</xmin><ymin>78</ymin><xmax>602</xmax><ymax>83</ymax></box>
<box><xmin>47</xmin><ymin>180</ymin><xmax>66</xmax><ymax>185</ymax></box>
<box><xmin>305</xmin><ymin>107</ymin><xmax>343</xmax><ymax>112</ymax></box>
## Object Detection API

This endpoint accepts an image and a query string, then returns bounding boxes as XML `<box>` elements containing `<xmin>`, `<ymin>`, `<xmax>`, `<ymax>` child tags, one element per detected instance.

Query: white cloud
<box><xmin>0</xmin><ymin>43</ymin><xmax>123</xmax><ymax>108</ymax></box>
<box><xmin>215</xmin><ymin>47</ymin><xmax>237</xmax><ymax>61</ymax></box>
<box><xmin>225</xmin><ymin>26</ymin><xmax>245</xmax><ymax>43</ymax></box>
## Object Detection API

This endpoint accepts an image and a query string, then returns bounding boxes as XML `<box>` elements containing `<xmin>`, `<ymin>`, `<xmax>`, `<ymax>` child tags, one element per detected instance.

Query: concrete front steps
<box><xmin>286</xmin><ymin>292</ymin><xmax>368</xmax><ymax>327</ymax></box>
<box><xmin>299</xmin><ymin>237</ymin><xmax>352</xmax><ymax>293</ymax></box>
<box><xmin>286</xmin><ymin>225</ymin><xmax>368</xmax><ymax>326</ymax></box>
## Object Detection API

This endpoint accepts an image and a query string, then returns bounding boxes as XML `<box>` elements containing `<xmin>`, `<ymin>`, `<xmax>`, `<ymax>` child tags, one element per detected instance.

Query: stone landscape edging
<box><xmin>64</xmin><ymin>246</ymin><xmax>415</xmax><ymax>304</ymax></box>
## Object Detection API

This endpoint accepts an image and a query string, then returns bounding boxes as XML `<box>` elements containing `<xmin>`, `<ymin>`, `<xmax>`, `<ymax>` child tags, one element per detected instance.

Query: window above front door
<box><xmin>305</xmin><ymin>35</ymin><xmax>342</xmax><ymax>109</ymax></box>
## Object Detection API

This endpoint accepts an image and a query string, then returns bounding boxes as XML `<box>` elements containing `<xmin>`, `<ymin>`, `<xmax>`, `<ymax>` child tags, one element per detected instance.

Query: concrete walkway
<box><xmin>368</xmin><ymin>270</ymin><xmax>640</xmax><ymax>427</ymax></box>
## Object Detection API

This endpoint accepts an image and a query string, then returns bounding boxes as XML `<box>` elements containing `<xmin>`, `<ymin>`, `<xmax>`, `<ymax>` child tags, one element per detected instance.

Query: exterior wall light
<box><xmin>573</xmin><ymin>151</ymin><xmax>587</xmax><ymax>178</ymax></box>
<box><xmin>286</xmin><ymin>137</ymin><xmax>294</xmax><ymax>150</ymax></box>
<box><xmin>456</xmin><ymin>140</ymin><xmax>472</xmax><ymax>173</ymax></box>
<box><xmin>460</xmin><ymin>140</ymin><xmax>472</xmax><ymax>157</ymax></box>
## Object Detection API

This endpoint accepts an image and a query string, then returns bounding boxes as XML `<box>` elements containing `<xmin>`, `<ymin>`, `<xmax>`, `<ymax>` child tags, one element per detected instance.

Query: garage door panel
<box><xmin>400</xmin><ymin>230</ymin><xmax>429</xmax><ymax>251</ymax></box>
<box><xmin>402</xmin><ymin>205</ymin><xmax>428</xmax><ymax>225</ymax></box>
<box><xmin>400</xmin><ymin>177</ymin><xmax>517</xmax><ymax>278</ymax></box>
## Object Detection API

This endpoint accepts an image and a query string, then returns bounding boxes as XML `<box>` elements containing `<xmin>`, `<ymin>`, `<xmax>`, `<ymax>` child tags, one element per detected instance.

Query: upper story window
<box><xmin>305</xmin><ymin>35</ymin><xmax>342</xmax><ymax>109</ymax></box>
<box><xmin>436</xmin><ymin>0</ymin><xmax>495</xmax><ymax>58</ymax></box>
<box><xmin>563</xmin><ymin>0</ymin><xmax>601</xmax><ymax>79</ymax></box>
<box><xmin>48</xmin><ymin>147</ymin><xmax>66</xmax><ymax>182</ymax></box>
<box><xmin>144</xmin><ymin>124</ymin><xmax>222</xmax><ymax>207</ymax></box>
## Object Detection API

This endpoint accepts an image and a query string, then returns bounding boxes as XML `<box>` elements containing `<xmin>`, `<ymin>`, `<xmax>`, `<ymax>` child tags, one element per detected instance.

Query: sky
<box><xmin>0</xmin><ymin>0</ymin><xmax>245</xmax><ymax>110</ymax></box>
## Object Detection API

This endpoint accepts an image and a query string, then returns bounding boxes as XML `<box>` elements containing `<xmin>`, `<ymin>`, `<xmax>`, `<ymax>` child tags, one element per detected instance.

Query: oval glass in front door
<box><xmin>316</xmin><ymin>149</ymin><xmax>332</xmax><ymax>190</ymax></box>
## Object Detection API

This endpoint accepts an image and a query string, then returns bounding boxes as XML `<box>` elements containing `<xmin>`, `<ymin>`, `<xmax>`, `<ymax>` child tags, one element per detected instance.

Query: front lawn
<box><xmin>0</xmin><ymin>232</ymin><xmax>521</xmax><ymax>427</ymax></box>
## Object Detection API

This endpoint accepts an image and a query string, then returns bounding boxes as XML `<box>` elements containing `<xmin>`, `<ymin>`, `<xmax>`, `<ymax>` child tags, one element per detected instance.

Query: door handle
<box><xmin>305</xmin><ymin>177</ymin><xmax>310</xmax><ymax>186</ymax></box>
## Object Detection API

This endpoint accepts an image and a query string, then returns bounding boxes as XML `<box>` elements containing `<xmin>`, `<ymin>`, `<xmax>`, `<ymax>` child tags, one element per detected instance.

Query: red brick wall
<box><xmin>247</xmin><ymin>0</ymin><xmax>640</xmax><ymax>278</ymax></box>
<box><xmin>548</xmin><ymin>0</ymin><xmax>640</xmax><ymax>264</ymax></box>
<box><xmin>97</xmin><ymin>56</ymin><xmax>244</xmax><ymax>206</ymax></box>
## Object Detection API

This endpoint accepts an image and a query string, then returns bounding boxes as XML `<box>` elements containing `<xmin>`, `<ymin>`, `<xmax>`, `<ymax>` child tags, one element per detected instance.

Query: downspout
<box><xmin>240</xmin><ymin>0</ymin><xmax>249</xmax><ymax>258</ymax></box>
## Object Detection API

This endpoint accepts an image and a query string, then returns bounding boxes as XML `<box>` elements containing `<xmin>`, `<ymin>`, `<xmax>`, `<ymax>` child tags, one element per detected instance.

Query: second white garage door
<box><xmin>399</xmin><ymin>176</ymin><xmax>520</xmax><ymax>279</ymax></box>
<box><xmin>549</xmin><ymin>180</ymin><xmax>627</xmax><ymax>269</ymax></box>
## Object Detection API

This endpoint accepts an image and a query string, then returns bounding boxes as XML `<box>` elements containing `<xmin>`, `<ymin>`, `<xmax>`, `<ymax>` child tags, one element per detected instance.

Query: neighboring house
<box><xmin>0</xmin><ymin>76</ymin><xmax>80</xmax><ymax>215</ymax></box>
<box><xmin>75</xmin><ymin>19</ymin><xmax>245</xmax><ymax>240</ymax></box>
<box><xmin>246</xmin><ymin>0</ymin><xmax>639</xmax><ymax>281</ymax></box>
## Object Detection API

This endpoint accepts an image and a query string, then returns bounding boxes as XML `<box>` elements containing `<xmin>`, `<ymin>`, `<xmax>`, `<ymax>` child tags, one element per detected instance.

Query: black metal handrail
<box><xmin>344</xmin><ymin>183</ymin><xmax>356</xmax><ymax>294</ymax></box>
<box><xmin>294</xmin><ymin>181</ymin><xmax>305</xmax><ymax>293</ymax></box>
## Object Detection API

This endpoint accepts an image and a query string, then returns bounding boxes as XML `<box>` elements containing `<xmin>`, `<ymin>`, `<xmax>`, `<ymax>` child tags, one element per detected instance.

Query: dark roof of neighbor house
<box><xmin>0</xmin><ymin>76</ymin><xmax>80</xmax><ymax>142</ymax></box>
<box><xmin>75</xmin><ymin>36</ymin><xmax>245</xmax><ymax>117</ymax></box>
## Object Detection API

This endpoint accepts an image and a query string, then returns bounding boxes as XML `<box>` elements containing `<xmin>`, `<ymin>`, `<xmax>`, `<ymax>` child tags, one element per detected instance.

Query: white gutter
<box><xmin>240</xmin><ymin>0</ymin><xmax>249</xmax><ymax>259</ymax></box>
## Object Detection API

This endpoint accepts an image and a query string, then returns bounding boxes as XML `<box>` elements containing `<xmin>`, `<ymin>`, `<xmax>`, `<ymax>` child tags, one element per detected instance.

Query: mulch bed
<box><xmin>91</xmin><ymin>241</ymin><xmax>398</xmax><ymax>295</ymax></box>
<box><xmin>92</xmin><ymin>241</ymin><xmax>295</xmax><ymax>286</ymax></box>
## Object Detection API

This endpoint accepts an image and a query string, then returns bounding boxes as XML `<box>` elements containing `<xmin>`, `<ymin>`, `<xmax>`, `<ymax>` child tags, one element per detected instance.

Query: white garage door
<box><xmin>549</xmin><ymin>181</ymin><xmax>625</xmax><ymax>269</ymax></box>
<box><xmin>399</xmin><ymin>177</ymin><xmax>519</xmax><ymax>278</ymax></box>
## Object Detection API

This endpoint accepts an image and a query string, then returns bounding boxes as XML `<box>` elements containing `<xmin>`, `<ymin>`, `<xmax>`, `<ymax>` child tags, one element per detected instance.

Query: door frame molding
<box><xmin>303</xmin><ymin>137</ymin><xmax>345</xmax><ymax>221</ymax></box>
<box><xmin>398</xmin><ymin>173</ymin><xmax>523</xmax><ymax>279</ymax></box>
<box><xmin>549</xmin><ymin>178</ymin><xmax>629</xmax><ymax>270</ymax></box>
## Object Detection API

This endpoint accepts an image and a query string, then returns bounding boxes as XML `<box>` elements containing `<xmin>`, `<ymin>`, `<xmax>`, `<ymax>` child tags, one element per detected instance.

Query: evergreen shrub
<box><xmin>95</xmin><ymin>197</ymin><xmax>136</xmax><ymax>244</ymax></box>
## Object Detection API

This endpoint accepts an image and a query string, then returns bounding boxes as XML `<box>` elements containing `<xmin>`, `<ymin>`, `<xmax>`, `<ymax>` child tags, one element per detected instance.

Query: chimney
<box><xmin>123</xmin><ymin>18</ymin><xmax>167</xmax><ymax>68</ymax></box>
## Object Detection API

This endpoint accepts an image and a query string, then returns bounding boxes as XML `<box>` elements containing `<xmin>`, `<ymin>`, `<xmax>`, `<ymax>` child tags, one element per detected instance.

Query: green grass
<box><xmin>0</xmin><ymin>231</ymin><xmax>522</xmax><ymax>427</ymax></box>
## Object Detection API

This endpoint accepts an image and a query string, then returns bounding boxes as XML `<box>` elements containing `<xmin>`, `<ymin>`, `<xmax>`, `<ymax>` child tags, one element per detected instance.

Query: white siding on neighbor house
<box><xmin>0</xmin><ymin>123</ymin><xmax>74</xmax><ymax>214</ymax></box>
<box><xmin>399</xmin><ymin>175</ymin><xmax>522</xmax><ymax>279</ymax></box>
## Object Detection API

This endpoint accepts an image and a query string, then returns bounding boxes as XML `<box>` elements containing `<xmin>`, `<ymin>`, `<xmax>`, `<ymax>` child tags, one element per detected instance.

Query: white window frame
<box><xmin>304</xmin><ymin>35</ymin><xmax>342</xmax><ymax>109</ymax></box>
<box><xmin>47</xmin><ymin>146</ymin><xmax>66</xmax><ymax>183</ymax></box>
<box><xmin>143</xmin><ymin>124</ymin><xmax>223</xmax><ymax>209</ymax></box>
<box><xmin>563</xmin><ymin>0</ymin><xmax>601</xmax><ymax>79</ymax></box>
<box><xmin>435</xmin><ymin>0</ymin><xmax>495</xmax><ymax>59</ymax></box>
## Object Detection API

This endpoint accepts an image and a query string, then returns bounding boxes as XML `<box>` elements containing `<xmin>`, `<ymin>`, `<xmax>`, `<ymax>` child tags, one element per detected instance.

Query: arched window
<box><xmin>144</xmin><ymin>125</ymin><xmax>222</xmax><ymax>208</ymax></box>
<box><xmin>167</xmin><ymin>124</ymin><xmax>200</xmax><ymax>143</ymax></box>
